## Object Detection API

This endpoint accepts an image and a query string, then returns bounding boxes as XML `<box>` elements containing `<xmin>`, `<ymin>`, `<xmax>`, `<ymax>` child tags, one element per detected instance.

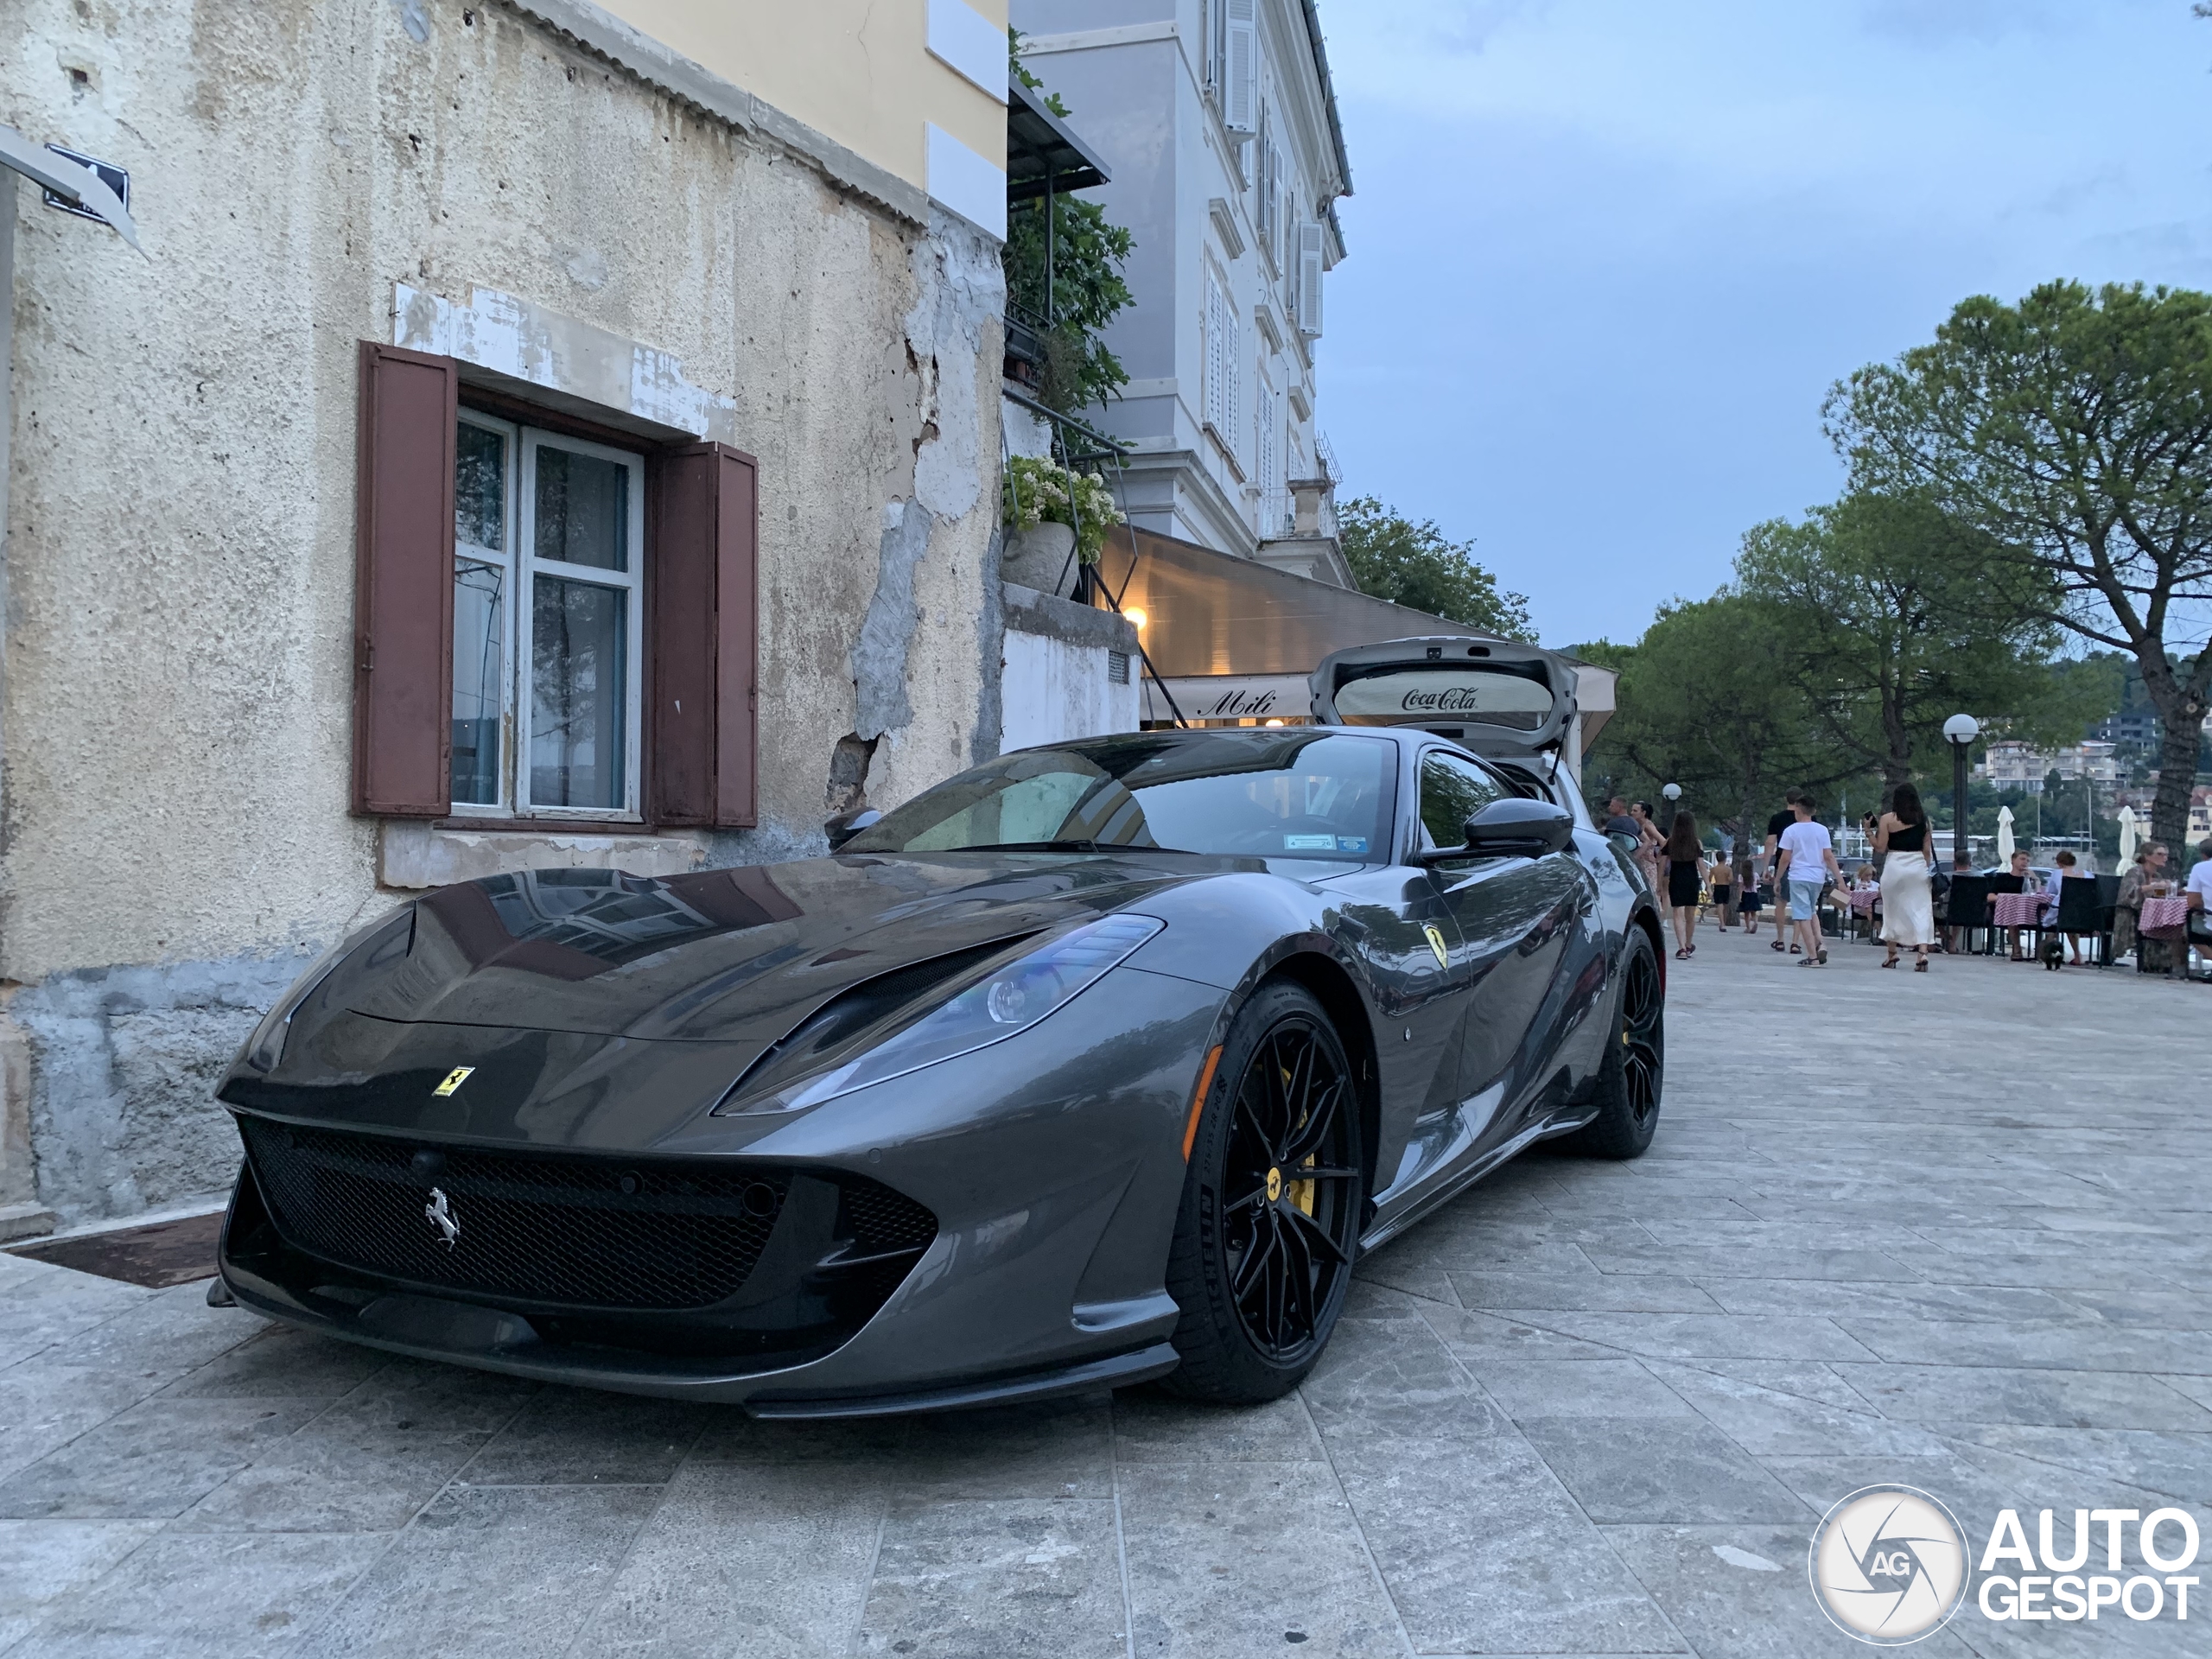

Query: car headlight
<box><xmin>237</xmin><ymin>908</ymin><xmax>414</xmax><ymax>1073</ymax></box>
<box><xmin>717</xmin><ymin>912</ymin><xmax>1165</xmax><ymax>1115</ymax></box>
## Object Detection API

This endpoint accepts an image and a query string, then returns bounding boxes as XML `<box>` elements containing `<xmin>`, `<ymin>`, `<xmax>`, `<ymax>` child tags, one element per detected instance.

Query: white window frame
<box><xmin>450</xmin><ymin>412</ymin><xmax>646</xmax><ymax>822</ymax></box>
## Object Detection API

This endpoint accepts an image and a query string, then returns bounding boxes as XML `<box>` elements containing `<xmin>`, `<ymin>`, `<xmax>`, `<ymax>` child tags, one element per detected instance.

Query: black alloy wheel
<box><xmin>1161</xmin><ymin>979</ymin><xmax>1366</xmax><ymax>1403</ymax></box>
<box><xmin>1561</xmin><ymin>925</ymin><xmax>1664</xmax><ymax>1159</ymax></box>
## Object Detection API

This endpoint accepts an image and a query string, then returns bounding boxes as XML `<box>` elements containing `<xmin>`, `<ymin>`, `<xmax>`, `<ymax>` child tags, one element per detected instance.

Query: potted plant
<box><xmin>1001</xmin><ymin>455</ymin><xmax>1123</xmax><ymax>596</ymax></box>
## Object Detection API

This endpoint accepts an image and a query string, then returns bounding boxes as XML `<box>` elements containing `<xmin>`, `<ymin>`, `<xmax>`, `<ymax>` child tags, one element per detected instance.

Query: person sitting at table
<box><xmin>1941</xmin><ymin>849</ymin><xmax>1974</xmax><ymax>955</ymax></box>
<box><xmin>2044</xmin><ymin>849</ymin><xmax>2087</xmax><ymax>965</ymax></box>
<box><xmin>2183</xmin><ymin>838</ymin><xmax>2212</xmax><ymax>977</ymax></box>
<box><xmin>2114</xmin><ymin>842</ymin><xmax>2170</xmax><ymax>969</ymax></box>
<box><xmin>1995</xmin><ymin>848</ymin><xmax>2036</xmax><ymax>961</ymax></box>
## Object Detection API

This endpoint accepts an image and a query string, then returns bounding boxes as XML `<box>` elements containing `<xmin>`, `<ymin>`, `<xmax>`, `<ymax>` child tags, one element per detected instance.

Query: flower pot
<box><xmin>1003</xmin><ymin>522</ymin><xmax>1079</xmax><ymax>597</ymax></box>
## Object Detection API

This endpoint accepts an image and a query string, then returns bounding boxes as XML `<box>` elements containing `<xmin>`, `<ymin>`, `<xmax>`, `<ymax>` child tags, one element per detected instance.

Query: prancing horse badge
<box><xmin>1422</xmin><ymin>925</ymin><xmax>1450</xmax><ymax>970</ymax></box>
<box><xmin>432</xmin><ymin>1066</ymin><xmax>474</xmax><ymax>1097</ymax></box>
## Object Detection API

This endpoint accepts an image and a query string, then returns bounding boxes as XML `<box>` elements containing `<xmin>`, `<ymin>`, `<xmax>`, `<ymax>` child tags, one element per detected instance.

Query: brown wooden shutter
<box><xmin>648</xmin><ymin>442</ymin><xmax>760</xmax><ymax>828</ymax></box>
<box><xmin>352</xmin><ymin>341</ymin><xmax>457</xmax><ymax>817</ymax></box>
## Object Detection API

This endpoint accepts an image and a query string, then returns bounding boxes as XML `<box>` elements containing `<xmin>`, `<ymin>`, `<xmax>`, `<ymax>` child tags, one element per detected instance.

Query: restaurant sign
<box><xmin>1144</xmin><ymin>675</ymin><xmax>1313</xmax><ymax>724</ymax></box>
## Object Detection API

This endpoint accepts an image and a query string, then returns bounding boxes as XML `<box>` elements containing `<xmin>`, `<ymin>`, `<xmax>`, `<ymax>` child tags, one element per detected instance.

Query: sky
<box><xmin>1319</xmin><ymin>0</ymin><xmax>2212</xmax><ymax>650</ymax></box>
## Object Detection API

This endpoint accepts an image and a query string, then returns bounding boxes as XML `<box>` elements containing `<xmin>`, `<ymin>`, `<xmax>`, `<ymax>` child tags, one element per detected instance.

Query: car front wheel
<box><xmin>1160</xmin><ymin>979</ymin><xmax>1367</xmax><ymax>1404</ymax></box>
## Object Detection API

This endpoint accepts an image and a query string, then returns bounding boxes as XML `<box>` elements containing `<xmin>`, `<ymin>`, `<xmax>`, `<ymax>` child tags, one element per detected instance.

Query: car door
<box><xmin>1415</xmin><ymin>748</ymin><xmax>1597</xmax><ymax>1141</ymax></box>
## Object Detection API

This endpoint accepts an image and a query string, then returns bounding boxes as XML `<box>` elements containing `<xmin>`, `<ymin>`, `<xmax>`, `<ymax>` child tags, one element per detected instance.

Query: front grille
<box><xmin>842</xmin><ymin>1181</ymin><xmax>938</xmax><ymax>1255</ymax></box>
<box><xmin>238</xmin><ymin>1117</ymin><xmax>792</xmax><ymax>1311</ymax></box>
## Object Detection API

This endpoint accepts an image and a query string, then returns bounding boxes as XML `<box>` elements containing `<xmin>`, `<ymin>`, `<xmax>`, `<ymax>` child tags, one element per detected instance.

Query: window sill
<box><xmin>379</xmin><ymin>820</ymin><xmax>710</xmax><ymax>891</ymax></box>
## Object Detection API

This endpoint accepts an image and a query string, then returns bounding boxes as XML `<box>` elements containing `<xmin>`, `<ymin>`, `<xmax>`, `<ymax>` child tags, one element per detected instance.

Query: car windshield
<box><xmin>842</xmin><ymin>732</ymin><xmax>1397</xmax><ymax>862</ymax></box>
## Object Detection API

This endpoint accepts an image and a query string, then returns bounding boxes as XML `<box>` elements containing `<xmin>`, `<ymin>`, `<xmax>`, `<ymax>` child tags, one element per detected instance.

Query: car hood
<box><xmin>314</xmin><ymin>850</ymin><xmax>1241</xmax><ymax>1047</ymax></box>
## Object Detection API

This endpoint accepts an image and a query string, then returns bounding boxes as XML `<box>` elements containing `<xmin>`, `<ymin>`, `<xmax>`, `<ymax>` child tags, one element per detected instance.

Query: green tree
<box><xmin>1825</xmin><ymin>281</ymin><xmax>2212</xmax><ymax>850</ymax></box>
<box><xmin>1733</xmin><ymin>491</ymin><xmax>2072</xmax><ymax>794</ymax></box>
<box><xmin>1006</xmin><ymin>36</ymin><xmax>1135</xmax><ymax>413</ymax></box>
<box><xmin>1578</xmin><ymin>593</ymin><xmax>1843</xmax><ymax>880</ymax></box>
<box><xmin>1337</xmin><ymin>497</ymin><xmax>1535</xmax><ymax>639</ymax></box>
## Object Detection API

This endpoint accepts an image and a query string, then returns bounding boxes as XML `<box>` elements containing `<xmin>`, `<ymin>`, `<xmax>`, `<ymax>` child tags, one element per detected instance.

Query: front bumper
<box><xmin>216</xmin><ymin>964</ymin><xmax>1221</xmax><ymax>1413</ymax></box>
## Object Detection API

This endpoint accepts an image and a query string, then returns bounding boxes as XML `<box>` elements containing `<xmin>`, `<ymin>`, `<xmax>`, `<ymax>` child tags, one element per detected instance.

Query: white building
<box><xmin>1978</xmin><ymin>741</ymin><xmax>2120</xmax><ymax>791</ymax></box>
<box><xmin>1010</xmin><ymin>0</ymin><xmax>1351</xmax><ymax>575</ymax></box>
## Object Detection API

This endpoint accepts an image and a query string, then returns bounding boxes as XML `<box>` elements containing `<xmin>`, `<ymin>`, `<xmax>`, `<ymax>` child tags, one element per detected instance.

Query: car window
<box><xmin>843</xmin><ymin>733</ymin><xmax>1397</xmax><ymax>861</ymax></box>
<box><xmin>1418</xmin><ymin>752</ymin><xmax>1507</xmax><ymax>851</ymax></box>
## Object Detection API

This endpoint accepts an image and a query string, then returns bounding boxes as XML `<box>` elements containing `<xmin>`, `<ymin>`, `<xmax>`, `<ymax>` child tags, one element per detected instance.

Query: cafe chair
<box><xmin>2031</xmin><ymin>876</ymin><xmax>2100</xmax><ymax>966</ymax></box>
<box><xmin>1942</xmin><ymin>874</ymin><xmax>1992</xmax><ymax>956</ymax></box>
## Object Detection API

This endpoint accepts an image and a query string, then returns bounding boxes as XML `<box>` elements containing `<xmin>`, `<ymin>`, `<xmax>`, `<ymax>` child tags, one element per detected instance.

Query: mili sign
<box><xmin>1808</xmin><ymin>1485</ymin><xmax>2201</xmax><ymax>1644</ymax></box>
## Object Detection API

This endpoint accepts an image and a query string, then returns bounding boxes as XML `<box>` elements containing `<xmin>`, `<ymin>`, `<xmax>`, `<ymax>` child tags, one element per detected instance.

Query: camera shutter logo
<box><xmin>1809</xmin><ymin>1485</ymin><xmax>1969</xmax><ymax>1644</ymax></box>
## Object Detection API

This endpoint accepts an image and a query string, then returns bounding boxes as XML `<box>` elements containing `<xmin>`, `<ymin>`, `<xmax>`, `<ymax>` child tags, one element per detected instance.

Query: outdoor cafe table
<box><xmin>1846</xmin><ymin>887</ymin><xmax>1878</xmax><ymax>914</ymax></box>
<box><xmin>2139</xmin><ymin>894</ymin><xmax>2192</xmax><ymax>939</ymax></box>
<box><xmin>1991</xmin><ymin>891</ymin><xmax>2052</xmax><ymax>930</ymax></box>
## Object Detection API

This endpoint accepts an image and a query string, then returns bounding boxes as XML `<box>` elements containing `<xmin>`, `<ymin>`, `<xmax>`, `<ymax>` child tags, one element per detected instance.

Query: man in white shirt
<box><xmin>2182</xmin><ymin>841</ymin><xmax>2212</xmax><ymax>979</ymax></box>
<box><xmin>1774</xmin><ymin>796</ymin><xmax>1841</xmax><ymax>966</ymax></box>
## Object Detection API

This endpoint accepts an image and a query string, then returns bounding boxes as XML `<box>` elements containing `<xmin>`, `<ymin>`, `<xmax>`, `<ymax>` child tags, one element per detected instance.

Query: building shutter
<box><xmin>352</xmin><ymin>341</ymin><xmax>457</xmax><ymax>817</ymax></box>
<box><xmin>648</xmin><ymin>442</ymin><xmax>760</xmax><ymax>828</ymax></box>
<box><xmin>1296</xmin><ymin>222</ymin><xmax>1325</xmax><ymax>337</ymax></box>
<box><xmin>1224</xmin><ymin>0</ymin><xmax>1258</xmax><ymax>131</ymax></box>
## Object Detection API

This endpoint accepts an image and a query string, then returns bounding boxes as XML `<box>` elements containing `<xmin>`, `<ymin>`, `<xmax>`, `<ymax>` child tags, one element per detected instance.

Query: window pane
<box><xmin>451</xmin><ymin>559</ymin><xmax>506</xmax><ymax>805</ymax></box>
<box><xmin>535</xmin><ymin>444</ymin><xmax>628</xmax><ymax>570</ymax></box>
<box><xmin>455</xmin><ymin>424</ymin><xmax>505</xmax><ymax>552</ymax></box>
<box><xmin>530</xmin><ymin>576</ymin><xmax>627</xmax><ymax>810</ymax></box>
<box><xmin>1420</xmin><ymin>753</ymin><xmax>1504</xmax><ymax>850</ymax></box>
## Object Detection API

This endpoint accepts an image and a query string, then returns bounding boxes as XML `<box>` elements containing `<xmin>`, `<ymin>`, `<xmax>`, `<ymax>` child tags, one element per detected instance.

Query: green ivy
<box><xmin>1007</xmin><ymin>31</ymin><xmax>1136</xmax><ymax>415</ymax></box>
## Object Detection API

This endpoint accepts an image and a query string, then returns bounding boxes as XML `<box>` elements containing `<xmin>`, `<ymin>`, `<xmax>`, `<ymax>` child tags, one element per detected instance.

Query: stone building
<box><xmin>0</xmin><ymin>0</ymin><xmax>1016</xmax><ymax>1232</ymax></box>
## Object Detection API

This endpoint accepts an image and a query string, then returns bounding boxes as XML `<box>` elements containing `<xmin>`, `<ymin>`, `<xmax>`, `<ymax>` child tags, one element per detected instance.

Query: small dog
<box><xmin>2040</xmin><ymin>931</ymin><xmax>2066</xmax><ymax>970</ymax></box>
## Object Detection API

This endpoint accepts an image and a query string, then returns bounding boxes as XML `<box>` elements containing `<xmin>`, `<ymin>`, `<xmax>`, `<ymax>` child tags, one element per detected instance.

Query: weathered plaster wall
<box><xmin>0</xmin><ymin>0</ymin><xmax>1003</xmax><ymax>1222</ymax></box>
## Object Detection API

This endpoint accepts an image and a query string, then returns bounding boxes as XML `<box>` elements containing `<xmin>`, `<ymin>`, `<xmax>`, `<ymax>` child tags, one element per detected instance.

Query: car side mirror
<box><xmin>825</xmin><ymin>809</ymin><xmax>882</xmax><ymax>851</ymax></box>
<box><xmin>1422</xmin><ymin>798</ymin><xmax>1574</xmax><ymax>862</ymax></box>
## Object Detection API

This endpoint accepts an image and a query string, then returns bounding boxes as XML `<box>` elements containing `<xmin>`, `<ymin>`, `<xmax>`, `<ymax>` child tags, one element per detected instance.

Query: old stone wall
<box><xmin>0</xmin><ymin>0</ymin><xmax>1003</xmax><ymax>1223</ymax></box>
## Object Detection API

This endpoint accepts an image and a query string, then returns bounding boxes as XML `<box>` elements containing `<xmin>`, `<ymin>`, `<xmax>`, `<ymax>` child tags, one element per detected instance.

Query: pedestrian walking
<box><xmin>1737</xmin><ymin>862</ymin><xmax>1764</xmax><ymax>939</ymax></box>
<box><xmin>1602</xmin><ymin>795</ymin><xmax>1639</xmax><ymax>841</ymax></box>
<box><xmin>1663</xmin><ymin>811</ymin><xmax>1702</xmax><ymax>958</ymax></box>
<box><xmin>1707</xmin><ymin>851</ymin><xmax>1735</xmax><ymax>927</ymax></box>
<box><xmin>1763</xmin><ymin>789</ymin><xmax>1805</xmax><ymax>953</ymax></box>
<box><xmin>1630</xmin><ymin>801</ymin><xmax>1663</xmax><ymax>890</ymax></box>
<box><xmin>1775</xmin><ymin>795</ymin><xmax>1841</xmax><ymax>966</ymax></box>
<box><xmin>1873</xmin><ymin>782</ymin><xmax>1936</xmax><ymax>972</ymax></box>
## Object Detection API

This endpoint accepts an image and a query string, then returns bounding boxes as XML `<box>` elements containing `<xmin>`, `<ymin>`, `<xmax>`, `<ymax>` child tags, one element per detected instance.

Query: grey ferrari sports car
<box><xmin>215</xmin><ymin>652</ymin><xmax>1662</xmax><ymax>1415</ymax></box>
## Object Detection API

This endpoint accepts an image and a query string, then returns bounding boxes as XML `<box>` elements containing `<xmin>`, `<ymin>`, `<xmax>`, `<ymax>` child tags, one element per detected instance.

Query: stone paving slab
<box><xmin>0</xmin><ymin>925</ymin><xmax>2209</xmax><ymax>1656</ymax></box>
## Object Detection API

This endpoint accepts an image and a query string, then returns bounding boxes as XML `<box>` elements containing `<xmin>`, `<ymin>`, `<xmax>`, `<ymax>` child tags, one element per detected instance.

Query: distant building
<box><xmin>1978</xmin><ymin>740</ymin><xmax>2120</xmax><ymax>791</ymax></box>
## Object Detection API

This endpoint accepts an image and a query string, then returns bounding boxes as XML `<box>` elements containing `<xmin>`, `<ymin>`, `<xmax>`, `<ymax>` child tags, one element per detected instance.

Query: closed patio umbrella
<box><xmin>1996</xmin><ymin>804</ymin><xmax>2016</xmax><ymax>865</ymax></box>
<box><xmin>2118</xmin><ymin>804</ymin><xmax>2140</xmax><ymax>864</ymax></box>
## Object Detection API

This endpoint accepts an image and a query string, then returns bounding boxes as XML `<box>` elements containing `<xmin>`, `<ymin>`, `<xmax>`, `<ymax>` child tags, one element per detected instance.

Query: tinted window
<box><xmin>845</xmin><ymin>733</ymin><xmax>1395</xmax><ymax>861</ymax></box>
<box><xmin>1418</xmin><ymin>752</ymin><xmax>1507</xmax><ymax>851</ymax></box>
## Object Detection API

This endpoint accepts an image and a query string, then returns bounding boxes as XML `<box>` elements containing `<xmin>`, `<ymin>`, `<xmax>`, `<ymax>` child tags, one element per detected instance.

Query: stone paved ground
<box><xmin>3</xmin><ymin>921</ymin><xmax>2209</xmax><ymax>1657</ymax></box>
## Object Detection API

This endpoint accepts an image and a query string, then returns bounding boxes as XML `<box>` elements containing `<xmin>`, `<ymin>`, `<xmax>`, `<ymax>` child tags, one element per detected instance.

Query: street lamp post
<box><xmin>1943</xmin><ymin>714</ymin><xmax>1980</xmax><ymax>867</ymax></box>
<box><xmin>1662</xmin><ymin>782</ymin><xmax>1682</xmax><ymax>839</ymax></box>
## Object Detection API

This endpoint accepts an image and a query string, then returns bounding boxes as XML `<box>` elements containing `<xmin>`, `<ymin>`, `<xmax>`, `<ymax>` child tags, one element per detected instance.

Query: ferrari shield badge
<box><xmin>1422</xmin><ymin>925</ymin><xmax>1450</xmax><ymax>970</ymax></box>
<box><xmin>423</xmin><ymin>1186</ymin><xmax>461</xmax><ymax>1249</ymax></box>
<box><xmin>432</xmin><ymin>1066</ymin><xmax>474</xmax><ymax>1097</ymax></box>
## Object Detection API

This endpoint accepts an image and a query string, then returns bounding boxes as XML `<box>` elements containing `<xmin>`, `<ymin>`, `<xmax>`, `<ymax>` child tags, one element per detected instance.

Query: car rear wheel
<box><xmin>1560</xmin><ymin>925</ymin><xmax>1663</xmax><ymax>1159</ymax></box>
<box><xmin>1160</xmin><ymin>979</ymin><xmax>1366</xmax><ymax>1404</ymax></box>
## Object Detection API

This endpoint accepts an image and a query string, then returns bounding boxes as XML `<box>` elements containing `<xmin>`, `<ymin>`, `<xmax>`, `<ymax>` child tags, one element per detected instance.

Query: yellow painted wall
<box><xmin>601</xmin><ymin>0</ymin><xmax>1008</xmax><ymax>190</ymax></box>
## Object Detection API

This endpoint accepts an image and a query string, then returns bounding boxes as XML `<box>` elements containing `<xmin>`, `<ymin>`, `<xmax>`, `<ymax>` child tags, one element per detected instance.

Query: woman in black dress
<box><xmin>1663</xmin><ymin>810</ymin><xmax>1703</xmax><ymax>958</ymax></box>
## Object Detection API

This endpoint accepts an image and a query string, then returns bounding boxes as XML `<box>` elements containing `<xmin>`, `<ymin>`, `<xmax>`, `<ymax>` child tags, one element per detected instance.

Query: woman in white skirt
<box><xmin>1873</xmin><ymin>782</ymin><xmax>1936</xmax><ymax>971</ymax></box>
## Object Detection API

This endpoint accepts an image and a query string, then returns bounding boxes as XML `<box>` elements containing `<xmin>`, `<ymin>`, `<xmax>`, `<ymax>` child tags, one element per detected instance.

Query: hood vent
<box><xmin>723</xmin><ymin>935</ymin><xmax>1038</xmax><ymax>1107</ymax></box>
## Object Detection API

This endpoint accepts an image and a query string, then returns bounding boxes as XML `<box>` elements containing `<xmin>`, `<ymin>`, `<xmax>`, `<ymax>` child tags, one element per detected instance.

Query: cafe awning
<box><xmin>1099</xmin><ymin>525</ymin><xmax>1612</xmax><ymax>748</ymax></box>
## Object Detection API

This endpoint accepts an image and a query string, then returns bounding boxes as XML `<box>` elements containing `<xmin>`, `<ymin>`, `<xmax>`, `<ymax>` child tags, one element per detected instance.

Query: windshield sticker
<box><xmin>1336</xmin><ymin>836</ymin><xmax>1368</xmax><ymax>853</ymax></box>
<box><xmin>1282</xmin><ymin>835</ymin><xmax>1337</xmax><ymax>850</ymax></box>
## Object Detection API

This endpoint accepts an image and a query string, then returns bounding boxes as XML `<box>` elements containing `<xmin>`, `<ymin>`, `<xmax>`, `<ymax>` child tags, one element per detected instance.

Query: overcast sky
<box><xmin>1319</xmin><ymin>0</ymin><xmax>2212</xmax><ymax>649</ymax></box>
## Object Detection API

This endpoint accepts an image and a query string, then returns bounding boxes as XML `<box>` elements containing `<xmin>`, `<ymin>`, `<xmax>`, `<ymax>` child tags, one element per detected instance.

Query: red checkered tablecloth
<box><xmin>2139</xmin><ymin>895</ymin><xmax>2192</xmax><ymax>938</ymax></box>
<box><xmin>1991</xmin><ymin>892</ymin><xmax>2052</xmax><ymax>929</ymax></box>
<box><xmin>1846</xmin><ymin>887</ymin><xmax>1878</xmax><ymax>913</ymax></box>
